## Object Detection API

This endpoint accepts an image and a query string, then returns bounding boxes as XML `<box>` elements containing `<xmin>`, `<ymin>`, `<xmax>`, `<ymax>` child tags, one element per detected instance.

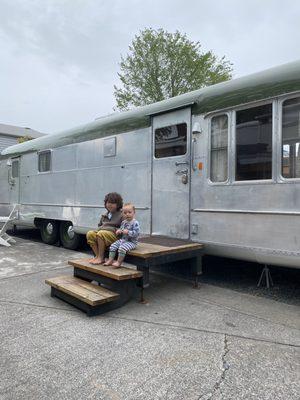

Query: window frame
<box><xmin>207</xmin><ymin>112</ymin><xmax>230</xmax><ymax>185</ymax></box>
<box><xmin>38</xmin><ymin>150</ymin><xmax>52</xmax><ymax>173</ymax></box>
<box><xmin>278</xmin><ymin>93</ymin><xmax>300</xmax><ymax>182</ymax></box>
<box><xmin>11</xmin><ymin>158</ymin><xmax>19</xmax><ymax>178</ymax></box>
<box><xmin>231</xmin><ymin>100</ymin><xmax>276</xmax><ymax>185</ymax></box>
<box><xmin>206</xmin><ymin>99</ymin><xmax>278</xmax><ymax>186</ymax></box>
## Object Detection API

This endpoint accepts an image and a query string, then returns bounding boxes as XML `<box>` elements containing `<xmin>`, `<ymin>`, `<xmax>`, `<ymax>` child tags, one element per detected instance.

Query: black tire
<box><xmin>40</xmin><ymin>220</ymin><xmax>59</xmax><ymax>245</ymax></box>
<box><xmin>59</xmin><ymin>221</ymin><xmax>81</xmax><ymax>250</ymax></box>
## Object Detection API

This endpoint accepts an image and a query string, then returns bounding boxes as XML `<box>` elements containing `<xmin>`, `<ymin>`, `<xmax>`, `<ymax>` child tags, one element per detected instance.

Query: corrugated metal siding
<box><xmin>0</xmin><ymin>135</ymin><xmax>18</xmax><ymax>152</ymax></box>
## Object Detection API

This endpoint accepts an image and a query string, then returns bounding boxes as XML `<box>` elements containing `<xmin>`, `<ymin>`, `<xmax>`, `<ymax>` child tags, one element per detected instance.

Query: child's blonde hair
<box><xmin>123</xmin><ymin>203</ymin><xmax>135</xmax><ymax>212</ymax></box>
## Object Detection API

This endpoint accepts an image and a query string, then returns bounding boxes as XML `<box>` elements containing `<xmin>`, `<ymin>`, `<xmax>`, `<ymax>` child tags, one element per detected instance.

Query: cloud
<box><xmin>0</xmin><ymin>0</ymin><xmax>299</xmax><ymax>131</ymax></box>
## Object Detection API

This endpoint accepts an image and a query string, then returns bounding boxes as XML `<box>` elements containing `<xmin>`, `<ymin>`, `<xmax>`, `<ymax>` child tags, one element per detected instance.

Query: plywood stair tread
<box><xmin>45</xmin><ymin>275</ymin><xmax>119</xmax><ymax>306</ymax></box>
<box><xmin>68</xmin><ymin>259</ymin><xmax>143</xmax><ymax>280</ymax></box>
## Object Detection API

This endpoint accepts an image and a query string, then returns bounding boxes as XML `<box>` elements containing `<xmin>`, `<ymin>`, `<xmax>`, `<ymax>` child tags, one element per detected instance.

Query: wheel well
<box><xmin>34</xmin><ymin>218</ymin><xmax>70</xmax><ymax>228</ymax></box>
<box><xmin>34</xmin><ymin>218</ymin><xmax>79</xmax><ymax>230</ymax></box>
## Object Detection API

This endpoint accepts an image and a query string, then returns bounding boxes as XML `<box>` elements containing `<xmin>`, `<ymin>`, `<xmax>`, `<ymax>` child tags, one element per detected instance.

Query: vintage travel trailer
<box><xmin>1</xmin><ymin>60</ymin><xmax>300</xmax><ymax>269</ymax></box>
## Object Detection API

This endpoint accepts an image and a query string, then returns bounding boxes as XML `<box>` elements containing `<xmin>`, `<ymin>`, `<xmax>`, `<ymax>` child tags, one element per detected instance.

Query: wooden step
<box><xmin>68</xmin><ymin>258</ymin><xmax>143</xmax><ymax>281</ymax></box>
<box><xmin>45</xmin><ymin>275</ymin><xmax>119</xmax><ymax>306</ymax></box>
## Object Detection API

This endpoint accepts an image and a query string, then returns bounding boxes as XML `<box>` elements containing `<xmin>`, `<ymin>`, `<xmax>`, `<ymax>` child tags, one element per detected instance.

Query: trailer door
<box><xmin>152</xmin><ymin>108</ymin><xmax>191</xmax><ymax>239</ymax></box>
<box><xmin>9</xmin><ymin>157</ymin><xmax>20</xmax><ymax>205</ymax></box>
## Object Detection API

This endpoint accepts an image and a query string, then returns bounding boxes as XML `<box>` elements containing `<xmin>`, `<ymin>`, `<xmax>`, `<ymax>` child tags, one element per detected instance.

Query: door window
<box><xmin>154</xmin><ymin>123</ymin><xmax>187</xmax><ymax>158</ymax></box>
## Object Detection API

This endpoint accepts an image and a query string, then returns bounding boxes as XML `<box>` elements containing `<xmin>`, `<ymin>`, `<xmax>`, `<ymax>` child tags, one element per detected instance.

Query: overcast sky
<box><xmin>0</xmin><ymin>0</ymin><xmax>299</xmax><ymax>134</ymax></box>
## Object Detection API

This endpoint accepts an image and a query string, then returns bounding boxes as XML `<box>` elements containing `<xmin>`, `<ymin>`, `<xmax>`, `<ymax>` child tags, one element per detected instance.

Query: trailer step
<box><xmin>68</xmin><ymin>258</ymin><xmax>143</xmax><ymax>281</ymax></box>
<box><xmin>45</xmin><ymin>275</ymin><xmax>119</xmax><ymax>306</ymax></box>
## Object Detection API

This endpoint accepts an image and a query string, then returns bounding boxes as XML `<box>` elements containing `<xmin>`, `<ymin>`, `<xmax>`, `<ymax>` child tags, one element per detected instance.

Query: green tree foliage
<box><xmin>114</xmin><ymin>28</ymin><xmax>233</xmax><ymax>110</ymax></box>
<box><xmin>17</xmin><ymin>135</ymin><xmax>33</xmax><ymax>143</ymax></box>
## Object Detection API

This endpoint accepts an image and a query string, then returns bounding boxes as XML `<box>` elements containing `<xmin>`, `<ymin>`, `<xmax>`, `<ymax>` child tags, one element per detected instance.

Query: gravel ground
<box><xmin>9</xmin><ymin>228</ymin><xmax>300</xmax><ymax>307</ymax></box>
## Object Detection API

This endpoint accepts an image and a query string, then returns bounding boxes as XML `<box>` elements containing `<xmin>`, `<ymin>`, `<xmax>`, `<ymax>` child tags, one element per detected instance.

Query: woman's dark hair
<box><xmin>104</xmin><ymin>192</ymin><xmax>123</xmax><ymax>210</ymax></box>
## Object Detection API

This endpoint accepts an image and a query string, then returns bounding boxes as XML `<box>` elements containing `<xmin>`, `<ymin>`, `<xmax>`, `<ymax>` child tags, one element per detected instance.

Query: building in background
<box><xmin>0</xmin><ymin>123</ymin><xmax>46</xmax><ymax>152</ymax></box>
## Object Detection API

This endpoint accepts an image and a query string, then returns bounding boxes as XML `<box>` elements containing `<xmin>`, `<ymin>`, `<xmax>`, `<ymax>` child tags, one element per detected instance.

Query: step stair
<box><xmin>45</xmin><ymin>237</ymin><xmax>204</xmax><ymax>316</ymax></box>
<box><xmin>68</xmin><ymin>258</ymin><xmax>143</xmax><ymax>280</ymax></box>
<box><xmin>46</xmin><ymin>259</ymin><xmax>143</xmax><ymax>316</ymax></box>
<box><xmin>45</xmin><ymin>275</ymin><xmax>121</xmax><ymax>316</ymax></box>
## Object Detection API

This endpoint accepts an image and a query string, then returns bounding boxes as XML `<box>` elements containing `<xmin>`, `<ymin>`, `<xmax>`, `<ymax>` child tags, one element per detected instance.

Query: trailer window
<box><xmin>210</xmin><ymin>115</ymin><xmax>228</xmax><ymax>182</ymax></box>
<box><xmin>155</xmin><ymin>123</ymin><xmax>187</xmax><ymax>158</ymax></box>
<box><xmin>282</xmin><ymin>97</ymin><xmax>300</xmax><ymax>178</ymax></box>
<box><xmin>38</xmin><ymin>151</ymin><xmax>51</xmax><ymax>172</ymax></box>
<box><xmin>11</xmin><ymin>160</ymin><xmax>19</xmax><ymax>178</ymax></box>
<box><xmin>235</xmin><ymin>104</ymin><xmax>272</xmax><ymax>181</ymax></box>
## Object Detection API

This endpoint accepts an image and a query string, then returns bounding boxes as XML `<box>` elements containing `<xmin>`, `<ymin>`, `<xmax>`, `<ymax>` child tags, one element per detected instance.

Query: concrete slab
<box><xmin>1</xmin><ymin>302</ymin><xmax>226</xmax><ymax>400</ymax></box>
<box><xmin>0</xmin><ymin>237</ymin><xmax>299</xmax><ymax>399</ymax></box>
<box><xmin>0</xmin><ymin>238</ymin><xmax>87</xmax><ymax>279</ymax></box>
<box><xmin>207</xmin><ymin>337</ymin><xmax>300</xmax><ymax>400</ymax></box>
<box><xmin>109</xmin><ymin>274</ymin><xmax>300</xmax><ymax>346</ymax></box>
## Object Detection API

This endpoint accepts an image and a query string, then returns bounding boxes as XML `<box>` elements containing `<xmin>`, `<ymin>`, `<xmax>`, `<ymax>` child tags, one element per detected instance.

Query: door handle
<box><xmin>175</xmin><ymin>161</ymin><xmax>189</xmax><ymax>166</ymax></box>
<box><xmin>176</xmin><ymin>169</ymin><xmax>188</xmax><ymax>175</ymax></box>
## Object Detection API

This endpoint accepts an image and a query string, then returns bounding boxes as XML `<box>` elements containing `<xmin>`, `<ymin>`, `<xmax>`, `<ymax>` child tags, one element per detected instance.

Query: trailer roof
<box><xmin>2</xmin><ymin>59</ymin><xmax>300</xmax><ymax>158</ymax></box>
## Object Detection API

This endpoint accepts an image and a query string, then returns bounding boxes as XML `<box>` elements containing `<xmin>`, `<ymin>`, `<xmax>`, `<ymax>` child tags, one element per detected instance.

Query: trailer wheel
<box><xmin>59</xmin><ymin>221</ymin><xmax>81</xmax><ymax>250</ymax></box>
<box><xmin>40</xmin><ymin>220</ymin><xmax>59</xmax><ymax>245</ymax></box>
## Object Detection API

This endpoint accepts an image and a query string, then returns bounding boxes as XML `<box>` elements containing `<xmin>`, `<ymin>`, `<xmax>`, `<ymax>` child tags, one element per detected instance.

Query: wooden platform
<box><xmin>125</xmin><ymin>236</ymin><xmax>204</xmax><ymax>288</ymax></box>
<box><xmin>45</xmin><ymin>236</ymin><xmax>204</xmax><ymax>316</ymax></box>
<box><xmin>130</xmin><ymin>239</ymin><xmax>203</xmax><ymax>259</ymax></box>
<box><xmin>68</xmin><ymin>259</ymin><xmax>143</xmax><ymax>280</ymax></box>
<box><xmin>45</xmin><ymin>275</ymin><xmax>119</xmax><ymax>306</ymax></box>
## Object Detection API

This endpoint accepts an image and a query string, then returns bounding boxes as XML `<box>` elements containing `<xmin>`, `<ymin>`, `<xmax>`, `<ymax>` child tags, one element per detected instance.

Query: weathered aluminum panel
<box><xmin>189</xmin><ymin>105</ymin><xmax>300</xmax><ymax>269</ymax></box>
<box><xmin>15</xmin><ymin>126</ymin><xmax>152</xmax><ymax>236</ymax></box>
<box><xmin>2</xmin><ymin>60</ymin><xmax>300</xmax><ymax>158</ymax></box>
<box><xmin>191</xmin><ymin>211</ymin><xmax>300</xmax><ymax>268</ymax></box>
<box><xmin>103</xmin><ymin>137</ymin><xmax>116</xmax><ymax>157</ymax></box>
<box><xmin>152</xmin><ymin>108</ymin><xmax>191</xmax><ymax>239</ymax></box>
<box><xmin>51</xmin><ymin>145</ymin><xmax>77</xmax><ymax>171</ymax></box>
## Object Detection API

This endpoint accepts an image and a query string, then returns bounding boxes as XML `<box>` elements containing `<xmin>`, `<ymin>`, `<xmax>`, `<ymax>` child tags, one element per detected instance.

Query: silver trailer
<box><xmin>1</xmin><ymin>60</ymin><xmax>300</xmax><ymax>268</ymax></box>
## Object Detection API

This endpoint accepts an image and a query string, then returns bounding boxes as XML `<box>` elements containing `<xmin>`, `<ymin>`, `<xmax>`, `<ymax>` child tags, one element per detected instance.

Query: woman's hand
<box><xmin>116</xmin><ymin>229</ymin><xmax>122</xmax><ymax>235</ymax></box>
<box><xmin>122</xmin><ymin>229</ymin><xmax>129</xmax><ymax>234</ymax></box>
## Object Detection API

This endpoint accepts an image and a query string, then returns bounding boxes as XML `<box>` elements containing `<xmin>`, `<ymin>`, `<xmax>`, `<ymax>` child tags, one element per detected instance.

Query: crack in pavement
<box><xmin>198</xmin><ymin>334</ymin><xmax>230</xmax><ymax>400</ymax></box>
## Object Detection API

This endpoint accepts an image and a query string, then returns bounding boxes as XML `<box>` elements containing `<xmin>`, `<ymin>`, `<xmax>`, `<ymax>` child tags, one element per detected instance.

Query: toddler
<box><xmin>104</xmin><ymin>203</ymin><xmax>140</xmax><ymax>268</ymax></box>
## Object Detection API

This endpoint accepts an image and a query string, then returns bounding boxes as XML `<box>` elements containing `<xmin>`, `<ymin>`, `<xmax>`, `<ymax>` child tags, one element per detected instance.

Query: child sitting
<box><xmin>86</xmin><ymin>192</ymin><xmax>123</xmax><ymax>265</ymax></box>
<box><xmin>104</xmin><ymin>203</ymin><xmax>140</xmax><ymax>268</ymax></box>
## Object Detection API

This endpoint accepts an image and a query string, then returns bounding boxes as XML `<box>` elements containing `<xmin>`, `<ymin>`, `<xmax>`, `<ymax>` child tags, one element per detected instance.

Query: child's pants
<box><xmin>109</xmin><ymin>239</ymin><xmax>137</xmax><ymax>257</ymax></box>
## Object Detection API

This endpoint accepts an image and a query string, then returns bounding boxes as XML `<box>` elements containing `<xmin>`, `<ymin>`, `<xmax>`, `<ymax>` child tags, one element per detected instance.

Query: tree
<box><xmin>114</xmin><ymin>28</ymin><xmax>233</xmax><ymax>111</ymax></box>
<box><xmin>17</xmin><ymin>135</ymin><xmax>33</xmax><ymax>143</ymax></box>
